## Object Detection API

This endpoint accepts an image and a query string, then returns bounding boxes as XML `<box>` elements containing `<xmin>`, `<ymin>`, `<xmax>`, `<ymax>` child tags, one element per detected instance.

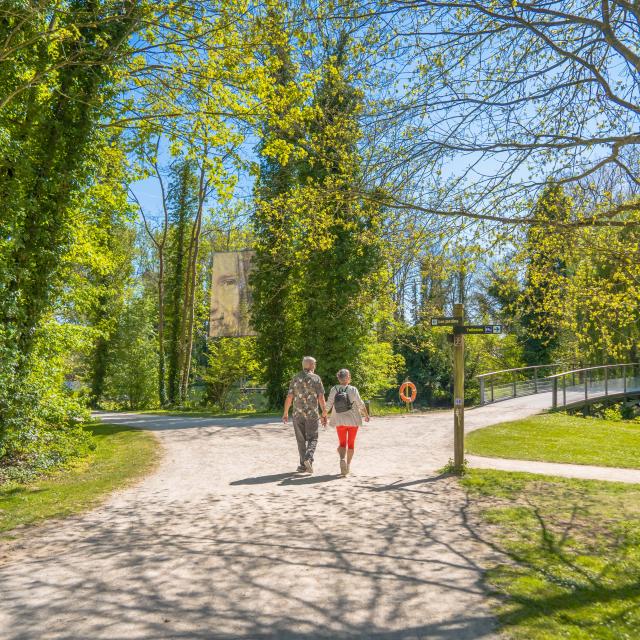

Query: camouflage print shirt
<box><xmin>288</xmin><ymin>370</ymin><xmax>325</xmax><ymax>417</ymax></box>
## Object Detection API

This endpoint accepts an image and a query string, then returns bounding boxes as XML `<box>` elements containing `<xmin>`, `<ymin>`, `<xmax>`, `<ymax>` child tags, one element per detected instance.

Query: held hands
<box><xmin>321</xmin><ymin>414</ymin><xmax>328</xmax><ymax>428</ymax></box>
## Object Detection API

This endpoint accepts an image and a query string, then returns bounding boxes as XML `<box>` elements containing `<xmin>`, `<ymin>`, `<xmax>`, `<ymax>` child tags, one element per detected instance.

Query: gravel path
<box><xmin>0</xmin><ymin>398</ymin><xmax>542</xmax><ymax>640</ymax></box>
<box><xmin>468</xmin><ymin>455</ymin><xmax>640</xmax><ymax>483</ymax></box>
<box><xmin>0</xmin><ymin>392</ymin><xmax>607</xmax><ymax>640</ymax></box>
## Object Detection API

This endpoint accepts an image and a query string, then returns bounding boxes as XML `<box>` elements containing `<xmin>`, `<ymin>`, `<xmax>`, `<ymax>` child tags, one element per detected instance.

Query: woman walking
<box><xmin>325</xmin><ymin>369</ymin><xmax>370</xmax><ymax>476</ymax></box>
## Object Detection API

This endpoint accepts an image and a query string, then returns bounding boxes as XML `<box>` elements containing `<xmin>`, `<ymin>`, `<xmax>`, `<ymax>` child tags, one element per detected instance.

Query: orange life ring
<box><xmin>399</xmin><ymin>381</ymin><xmax>417</xmax><ymax>404</ymax></box>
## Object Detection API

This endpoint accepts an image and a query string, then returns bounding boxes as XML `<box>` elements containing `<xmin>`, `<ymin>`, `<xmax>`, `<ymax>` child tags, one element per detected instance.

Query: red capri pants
<box><xmin>336</xmin><ymin>425</ymin><xmax>359</xmax><ymax>450</ymax></box>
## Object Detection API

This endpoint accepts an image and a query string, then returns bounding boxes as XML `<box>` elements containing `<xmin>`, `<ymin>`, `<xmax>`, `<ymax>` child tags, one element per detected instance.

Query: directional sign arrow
<box><xmin>454</xmin><ymin>324</ymin><xmax>503</xmax><ymax>335</ymax></box>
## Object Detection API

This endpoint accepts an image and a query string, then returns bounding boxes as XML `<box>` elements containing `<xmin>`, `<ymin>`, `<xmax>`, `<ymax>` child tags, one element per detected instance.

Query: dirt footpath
<box><xmin>0</xmin><ymin>398</ymin><xmax>548</xmax><ymax>639</ymax></box>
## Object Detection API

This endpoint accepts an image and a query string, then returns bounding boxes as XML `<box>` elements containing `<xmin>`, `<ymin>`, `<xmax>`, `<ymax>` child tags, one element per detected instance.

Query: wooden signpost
<box><xmin>452</xmin><ymin>304</ymin><xmax>465</xmax><ymax>471</ymax></box>
<box><xmin>431</xmin><ymin>306</ymin><xmax>504</xmax><ymax>473</ymax></box>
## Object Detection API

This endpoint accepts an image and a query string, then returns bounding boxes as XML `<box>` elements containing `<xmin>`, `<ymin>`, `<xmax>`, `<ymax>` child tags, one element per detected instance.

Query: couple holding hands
<box><xmin>282</xmin><ymin>356</ymin><xmax>370</xmax><ymax>477</ymax></box>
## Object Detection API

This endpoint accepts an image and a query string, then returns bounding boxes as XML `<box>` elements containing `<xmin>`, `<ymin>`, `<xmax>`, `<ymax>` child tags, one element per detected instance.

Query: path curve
<box><xmin>467</xmin><ymin>391</ymin><xmax>640</xmax><ymax>484</ymax></box>
<box><xmin>0</xmin><ymin>393</ymin><xmax>629</xmax><ymax>639</ymax></box>
<box><xmin>468</xmin><ymin>455</ymin><xmax>640</xmax><ymax>483</ymax></box>
<box><xmin>0</xmin><ymin>397</ymin><xmax>548</xmax><ymax>640</ymax></box>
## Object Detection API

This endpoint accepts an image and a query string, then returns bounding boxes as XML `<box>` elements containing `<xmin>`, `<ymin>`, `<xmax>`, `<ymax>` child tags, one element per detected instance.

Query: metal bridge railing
<box><xmin>477</xmin><ymin>364</ymin><xmax>564</xmax><ymax>405</ymax></box>
<box><xmin>548</xmin><ymin>363</ymin><xmax>640</xmax><ymax>409</ymax></box>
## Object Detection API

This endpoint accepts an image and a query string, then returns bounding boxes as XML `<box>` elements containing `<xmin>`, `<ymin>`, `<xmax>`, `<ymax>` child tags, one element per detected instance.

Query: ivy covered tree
<box><xmin>165</xmin><ymin>160</ymin><xmax>199</xmax><ymax>405</ymax></box>
<box><xmin>250</xmin><ymin>9</ymin><xmax>402</xmax><ymax>404</ymax></box>
<box><xmin>0</xmin><ymin>1</ymin><xmax>142</xmax><ymax>468</ymax></box>
<box><xmin>0</xmin><ymin>1</ymin><xmax>140</xmax><ymax>359</ymax></box>
<box><xmin>298</xmin><ymin>33</ymin><xmax>389</xmax><ymax>387</ymax></box>
<box><xmin>250</xmin><ymin>5</ymin><xmax>310</xmax><ymax>408</ymax></box>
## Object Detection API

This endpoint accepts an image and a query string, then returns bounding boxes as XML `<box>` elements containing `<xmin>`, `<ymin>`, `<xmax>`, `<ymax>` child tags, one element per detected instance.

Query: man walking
<box><xmin>282</xmin><ymin>357</ymin><xmax>327</xmax><ymax>473</ymax></box>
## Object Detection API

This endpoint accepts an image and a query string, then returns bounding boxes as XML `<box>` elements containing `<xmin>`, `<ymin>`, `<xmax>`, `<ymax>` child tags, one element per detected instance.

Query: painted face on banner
<box><xmin>209</xmin><ymin>251</ymin><xmax>255</xmax><ymax>337</ymax></box>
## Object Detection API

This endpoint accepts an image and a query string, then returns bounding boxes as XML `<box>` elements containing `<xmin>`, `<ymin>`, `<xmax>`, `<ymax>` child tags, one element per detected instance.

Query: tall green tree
<box><xmin>103</xmin><ymin>292</ymin><xmax>160</xmax><ymax>410</ymax></box>
<box><xmin>518</xmin><ymin>182</ymin><xmax>572</xmax><ymax>365</ymax></box>
<box><xmin>165</xmin><ymin>160</ymin><xmax>198</xmax><ymax>405</ymax></box>
<box><xmin>0</xmin><ymin>1</ymin><xmax>140</xmax><ymax>359</ymax></box>
<box><xmin>298</xmin><ymin>34</ymin><xmax>388</xmax><ymax>386</ymax></box>
<box><xmin>250</xmin><ymin>7</ymin><xmax>308</xmax><ymax>408</ymax></box>
<box><xmin>0</xmin><ymin>1</ymin><xmax>142</xmax><ymax>467</ymax></box>
<box><xmin>84</xmin><ymin>206</ymin><xmax>136</xmax><ymax>409</ymax></box>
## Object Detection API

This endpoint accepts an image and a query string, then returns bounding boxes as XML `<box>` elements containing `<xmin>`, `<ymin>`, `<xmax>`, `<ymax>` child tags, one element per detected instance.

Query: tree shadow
<box><xmin>460</xmin><ymin>483</ymin><xmax>640</xmax><ymax>635</ymax></box>
<box><xmin>279</xmin><ymin>474</ymin><xmax>341</xmax><ymax>485</ymax></box>
<box><xmin>230</xmin><ymin>472</ymin><xmax>296</xmax><ymax>485</ymax></box>
<box><xmin>366</xmin><ymin>473</ymin><xmax>451</xmax><ymax>492</ymax></box>
<box><xmin>87</xmin><ymin>423</ymin><xmax>143</xmax><ymax>436</ymax></box>
<box><xmin>0</xmin><ymin>486</ymin><xmax>44</xmax><ymax>498</ymax></box>
<box><xmin>0</xmin><ymin>472</ymin><xmax>498</xmax><ymax>639</ymax></box>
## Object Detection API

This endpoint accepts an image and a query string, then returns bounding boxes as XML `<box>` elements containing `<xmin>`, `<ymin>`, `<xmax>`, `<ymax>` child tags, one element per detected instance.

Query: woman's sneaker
<box><xmin>296</xmin><ymin>464</ymin><xmax>306</xmax><ymax>472</ymax></box>
<box><xmin>340</xmin><ymin>458</ymin><xmax>348</xmax><ymax>476</ymax></box>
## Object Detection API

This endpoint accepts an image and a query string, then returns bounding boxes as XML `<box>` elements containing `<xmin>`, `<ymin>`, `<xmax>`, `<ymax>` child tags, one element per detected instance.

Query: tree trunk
<box><xmin>178</xmin><ymin>160</ymin><xmax>207</xmax><ymax>401</ymax></box>
<box><xmin>90</xmin><ymin>335</ymin><xmax>110</xmax><ymax>409</ymax></box>
<box><xmin>179</xmin><ymin>205</ymin><xmax>204</xmax><ymax>400</ymax></box>
<box><xmin>157</xmin><ymin>251</ymin><xmax>167</xmax><ymax>406</ymax></box>
<box><xmin>177</xmin><ymin>225</ymin><xmax>195</xmax><ymax>404</ymax></box>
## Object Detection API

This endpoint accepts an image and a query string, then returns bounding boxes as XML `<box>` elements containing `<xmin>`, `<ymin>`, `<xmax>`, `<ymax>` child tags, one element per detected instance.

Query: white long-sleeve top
<box><xmin>325</xmin><ymin>385</ymin><xmax>367</xmax><ymax>428</ymax></box>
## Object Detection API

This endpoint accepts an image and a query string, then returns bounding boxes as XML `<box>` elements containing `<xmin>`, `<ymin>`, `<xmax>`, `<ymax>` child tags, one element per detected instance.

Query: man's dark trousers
<box><xmin>292</xmin><ymin>414</ymin><xmax>319</xmax><ymax>465</ymax></box>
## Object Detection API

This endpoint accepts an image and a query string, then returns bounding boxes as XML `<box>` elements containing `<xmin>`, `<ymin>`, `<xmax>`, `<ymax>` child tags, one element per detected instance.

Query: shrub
<box><xmin>0</xmin><ymin>321</ymin><xmax>93</xmax><ymax>484</ymax></box>
<box><xmin>102</xmin><ymin>295</ymin><xmax>159</xmax><ymax>410</ymax></box>
<box><xmin>603</xmin><ymin>405</ymin><xmax>624</xmax><ymax>422</ymax></box>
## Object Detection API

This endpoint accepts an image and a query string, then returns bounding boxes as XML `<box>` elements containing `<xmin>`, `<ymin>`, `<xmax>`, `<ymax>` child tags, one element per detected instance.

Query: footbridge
<box><xmin>477</xmin><ymin>363</ymin><xmax>640</xmax><ymax>410</ymax></box>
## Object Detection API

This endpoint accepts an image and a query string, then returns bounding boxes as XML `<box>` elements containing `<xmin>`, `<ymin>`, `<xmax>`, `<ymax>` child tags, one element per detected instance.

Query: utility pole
<box><xmin>453</xmin><ymin>303</ymin><xmax>465</xmax><ymax>471</ymax></box>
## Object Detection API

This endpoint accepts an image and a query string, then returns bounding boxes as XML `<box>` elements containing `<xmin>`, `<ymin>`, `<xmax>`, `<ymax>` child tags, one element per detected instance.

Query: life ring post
<box><xmin>399</xmin><ymin>380</ymin><xmax>417</xmax><ymax>412</ymax></box>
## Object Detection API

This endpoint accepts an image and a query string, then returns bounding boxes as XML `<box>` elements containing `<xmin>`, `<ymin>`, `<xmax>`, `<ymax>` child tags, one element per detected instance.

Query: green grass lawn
<box><xmin>0</xmin><ymin>422</ymin><xmax>159</xmax><ymax>537</ymax></box>
<box><xmin>466</xmin><ymin>412</ymin><xmax>640</xmax><ymax>468</ymax></box>
<box><xmin>462</xmin><ymin>469</ymin><xmax>640</xmax><ymax>640</ymax></box>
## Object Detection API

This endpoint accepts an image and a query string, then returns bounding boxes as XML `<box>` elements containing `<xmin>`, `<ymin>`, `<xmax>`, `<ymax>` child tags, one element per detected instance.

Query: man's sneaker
<box><xmin>340</xmin><ymin>458</ymin><xmax>348</xmax><ymax>476</ymax></box>
<box><xmin>304</xmin><ymin>459</ymin><xmax>313</xmax><ymax>474</ymax></box>
<box><xmin>296</xmin><ymin>465</ymin><xmax>306</xmax><ymax>472</ymax></box>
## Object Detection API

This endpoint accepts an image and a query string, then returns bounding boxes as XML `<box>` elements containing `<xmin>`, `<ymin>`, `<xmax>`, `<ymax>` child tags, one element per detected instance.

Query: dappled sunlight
<box><xmin>462</xmin><ymin>475</ymin><xmax>640</xmax><ymax>638</ymax></box>
<box><xmin>0</xmin><ymin>416</ymin><xmax>500</xmax><ymax>639</ymax></box>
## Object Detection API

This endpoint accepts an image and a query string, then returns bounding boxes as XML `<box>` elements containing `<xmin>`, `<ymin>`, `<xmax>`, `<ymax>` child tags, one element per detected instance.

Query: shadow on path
<box><xmin>0</xmin><ymin>410</ymin><xmax>513</xmax><ymax>639</ymax></box>
<box><xmin>230</xmin><ymin>472</ymin><xmax>296</xmax><ymax>485</ymax></box>
<box><xmin>0</xmin><ymin>473</ymin><xmax>497</xmax><ymax>639</ymax></box>
<box><xmin>366</xmin><ymin>473</ymin><xmax>452</xmax><ymax>492</ymax></box>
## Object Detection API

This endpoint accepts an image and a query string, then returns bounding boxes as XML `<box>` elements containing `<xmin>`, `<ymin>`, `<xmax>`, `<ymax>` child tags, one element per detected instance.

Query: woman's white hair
<box><xmin>302</xmin><ymin>356</ymin><xmax>316</xmax><ymax>371</ymax></box>
<box><xmin>337</xmin><ymin>369</ymin><xmax>350</xmax><ymax>382</ymax></box>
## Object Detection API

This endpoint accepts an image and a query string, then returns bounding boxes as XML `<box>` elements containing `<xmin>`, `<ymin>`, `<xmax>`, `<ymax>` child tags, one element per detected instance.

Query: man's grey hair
<box><xmin>337</xmin><ymin>369</ymin><xmax>350</xmax><ymax>382</ymax></box>
<box><xmin>302</xmin><ymin>356</ymin><xmax>316</xmax><ymax>371</ymax></box>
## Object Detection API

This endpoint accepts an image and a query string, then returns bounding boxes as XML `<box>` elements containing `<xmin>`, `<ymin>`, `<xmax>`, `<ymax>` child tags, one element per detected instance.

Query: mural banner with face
<box><xmin>209</xmin><ymin>250</ymin><xmax>256</xmax><ymax>337</ymax></box>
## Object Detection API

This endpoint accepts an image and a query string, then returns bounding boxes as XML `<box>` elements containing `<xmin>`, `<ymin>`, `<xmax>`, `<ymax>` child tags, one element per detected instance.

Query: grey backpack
<box><xmin>333</xmin><ymin>386</ymin><xmax>353</xmax><ymax>413</ymax></box>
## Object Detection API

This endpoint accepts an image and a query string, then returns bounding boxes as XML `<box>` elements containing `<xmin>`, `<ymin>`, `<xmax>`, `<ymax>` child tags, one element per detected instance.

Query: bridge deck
<box><xmin>479</xmin><ymin>366</ymin><xmax>640</xmax><ymax>410</ymax></box>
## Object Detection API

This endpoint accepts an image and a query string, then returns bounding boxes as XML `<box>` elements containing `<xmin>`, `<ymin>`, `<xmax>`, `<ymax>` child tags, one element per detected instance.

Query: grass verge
<box><xmin>0</xmin><ymin>422</ymin><xmax>159</xmax><ymax>537</ymax></box>
<box><xmin>466</xmin><ymin>412</ymin><xmax>640</xmax><ymax>468</ymax></box>
<box><xmin>462</xmin><ymin>469</ymin><xmax>640</xmax><ymax>640</ymax></box>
